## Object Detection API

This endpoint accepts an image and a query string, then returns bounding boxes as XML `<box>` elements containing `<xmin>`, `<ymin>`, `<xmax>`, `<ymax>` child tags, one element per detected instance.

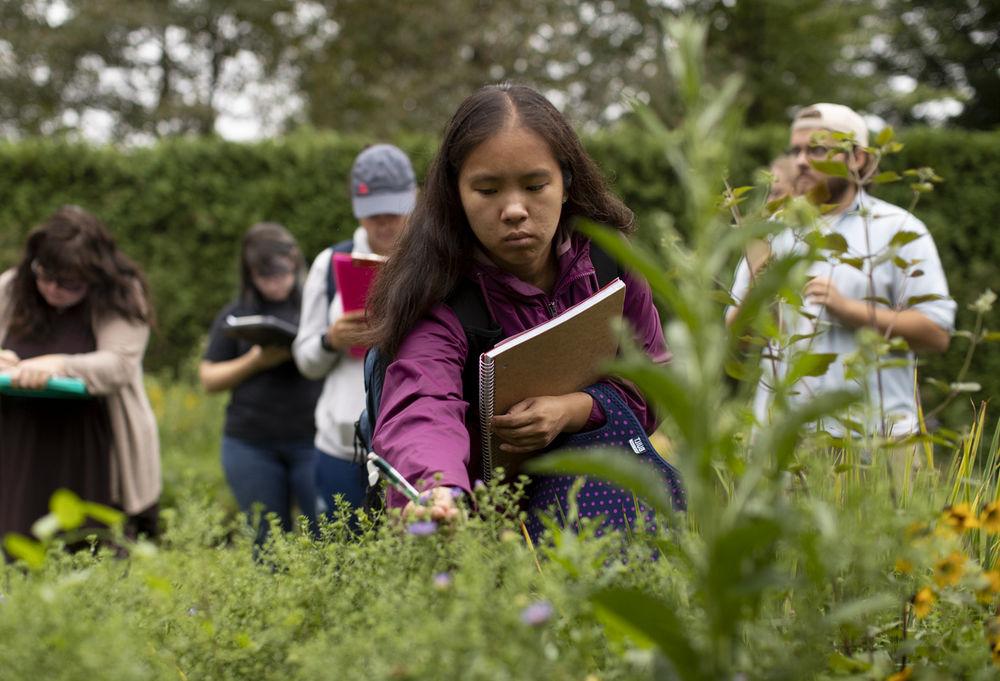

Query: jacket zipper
<box><xmin>545</xmin><ymin>300</ymin><xmax>557</xmax><ymax>318</ymax></box>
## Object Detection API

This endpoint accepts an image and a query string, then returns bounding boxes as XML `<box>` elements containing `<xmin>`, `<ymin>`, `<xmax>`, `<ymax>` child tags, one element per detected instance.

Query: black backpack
<box><xmin>355</xmin><ymin>244</ymin><xmax>622</xmax><ymax>508</ymax></box>
<box><xmin>325</xmin><ymin>239</ymin><xmax>356</xmax><ymax>305</ymax></box>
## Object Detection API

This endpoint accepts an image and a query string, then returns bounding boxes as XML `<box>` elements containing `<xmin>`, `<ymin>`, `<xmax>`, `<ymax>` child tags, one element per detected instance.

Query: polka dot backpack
<box><xmin>524</xmin><ymin>383</ymin><xmax>686</xmax><ymax>542</ymax></box>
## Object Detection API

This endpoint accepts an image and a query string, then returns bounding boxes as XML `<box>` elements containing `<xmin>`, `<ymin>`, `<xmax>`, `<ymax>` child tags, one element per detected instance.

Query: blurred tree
<box><xmin>866</xmin><ymin>0</ymin><xmax>998</xmax><ymax>129</ymax></box>
<box><xmin>0</xmin><ymin>0</ymin><xmax>302</xmax><ymax>140</ymax></box>
<box><xmin>0</xmin><ymin>0</ymin><xmax>991</xmax><ymax>141</ymax></box>
<box><xmin>296</xmin><ymin>0</ymin><xmax>874</xmax><ymax>133</ymax></box>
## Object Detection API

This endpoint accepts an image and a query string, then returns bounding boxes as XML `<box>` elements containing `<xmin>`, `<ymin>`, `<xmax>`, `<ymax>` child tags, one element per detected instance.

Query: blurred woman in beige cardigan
<box><xmin>0</xmin><ymin>206</ymin><xmax>160</xmax><ymax>543</ymax></box>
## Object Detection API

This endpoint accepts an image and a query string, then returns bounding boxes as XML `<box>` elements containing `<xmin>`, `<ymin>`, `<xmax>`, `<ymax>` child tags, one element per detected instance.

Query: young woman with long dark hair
<box><xmin>366</xmin><ymin>84</ymin><xmax>672</xmax><ymax>523</ymax></box>
<box><xmin>0</xmin><ymin>205</ymin><xmax>160</xmax><ymax>541</ymax></box>
<box><xmin>200</xmin><ymin>223</ymin><xmax>322</xmax><ymax>543</ymax></box>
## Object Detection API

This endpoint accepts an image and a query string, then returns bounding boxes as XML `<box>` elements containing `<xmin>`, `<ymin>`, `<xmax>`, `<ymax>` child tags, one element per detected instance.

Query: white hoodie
<box><xmin>292</xmin><ymin>226</ymin><xmax>371</xmax><ymax>461</ymax></box>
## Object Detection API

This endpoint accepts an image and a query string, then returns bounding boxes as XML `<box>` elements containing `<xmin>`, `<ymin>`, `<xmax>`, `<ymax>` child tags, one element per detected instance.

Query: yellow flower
<box><xmin>992</xmin><ymin>637</ymin><xmax>1000</xmax><ymax>667</ymax></box>
<box><xmin>977</xmin><ymin>570</ymin><xmax>1000</xmax><ymax>604</ymax></box>
<box><xmin>941</xmin><ymin>502</ymin><xmax>980</xmax><ymax>533</ymax></box>
<box><xmin>886</xmin><ymin>667</ymin><xmax>912</xmax><ymax>681</ymax></box>
<box><xmin>912</xmin><ymin>587</ymin><xmax>935</xmax><ymax>618</ymax></box>
<box><xmin>934</xmin><ymin>551</ymin><xmax>966</xmax><ymax>588</ymax></box>
<box><xmin>905</xmin><ymin>521</ymin><xmax>929</xmax><ymax>540</ymax></box>
<box><xmin>894</xmin><ymin>558</ymin><xmax>913</xmax><ymax>574</ymax></box>
<box><xmin>981</xmin><ymin>502</ymin><xmax>1000</xmax><ymax>534</ymax></box>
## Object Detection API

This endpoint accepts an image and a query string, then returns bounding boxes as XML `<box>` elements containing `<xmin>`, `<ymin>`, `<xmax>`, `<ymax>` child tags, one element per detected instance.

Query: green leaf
<box><xmin>828</xmin><ymin>651</ymin><xmax>872</xmax><ymax>673</ymax></box>
<box><xmin>710</xmin><ymin>290</ymin><xmax>736</xmax><ymax>307</ymax></box>
<box><xmin>871</xmin><ymin>171</ymin><xmax>900</xmax><ymax>184</ymax></box>
<box><xmin>823</xmin><ymin>233</ymin><xmax>849</xmax><ymax>253</ymax></box>
<box><xmin>837</xmin><ymin>256</ymin><xmax>864</xmax><ymax>270</ymax></box>
<box><xmin>863</xmin><ymin>296</ymin><xmax>892</xmax><ymax>306</ymax></box>
<box><xmin>788</xmin><ymin>331</ymin><xmax>823</xmax><ymax>344</ymax></box>
<box><xmin>785</xmin><ymin>352</ymin><xmax>837</xmax><ymax>385</ymax></box>
<box><xmin>926</xmin><ymin>377</ymin><xmax>951</xmax><ymax>392</ymax></box>
<box><xmin>809</xmin><ymin>159</ymin><xmax>849</xmax><ymax>177</ymax></box>
<box><xmin>50</xmin><ymin>488</ymin><xmax>86</xmax><ymax>530</ymax></box>
<box><xmin>910</xmin><ymin>182</ymin><xmax>934</xmax><ymax>193</ymax></box>
<box><xmin>826</xmin><ymin>593</ymin><xmax>897</xmax><ymax>625</ymax></box>
<box><xmin>730</xmin><ymin>186</ymin><xmax>753</xmax><ymax>198</ymax></box>
<box><xmin>724</xmin><ymin>359</ymin><xmax>751</xmax><ymax>380</ymax></box>
<box><xmin>84</xmin><ymin>502</ymin><xmax>126</xmax><ymax>528</ymax></box>
<box><xmin>525</xmin><ymin>449</ymin><xmax>680</xmax><ymax>521</ymax></box>
<box><xmin>3</xmin><ymin>533</ymin><xmax>46</xmax><ymax>568</ymax></box>
<box><xmin>983</xmin><ymin>332</ymin><xmax>1000</xmax><ymax>342</ymax></box>
<box><xmin>889</xmin><ymin>231</ymin><xmax>922</xmax><ymax>248</ymax></box>
<box><xmin>949</xmin><ymin>382</ymin><xmax>981</xmax><ymax>393</ymax></box>
<box><xmin>578</xmin><ymin>222</ymin><xmax>694</xmax><ymax>329</ymax></box>
<box><xmin>753</xmin><ymin>390</ymin><xmax>858</xmax><ymax>471</ymax></box>
<box><xmin>590</xmin><ymin>588</ymin><xmax>702</xmax><ymax>679</ymax></box>
<box><xmin>905</xmin><ymin>294</ymin><xmax>945</xmax><ymax>306</ymax></box>
<box><xmin>874</xmin><ymin>126</ymin><xmax>895</xmax><ymax>147</ymax></box>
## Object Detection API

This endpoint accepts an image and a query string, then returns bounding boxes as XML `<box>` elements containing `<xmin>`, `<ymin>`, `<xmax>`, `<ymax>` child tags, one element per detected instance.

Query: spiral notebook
<box><xmin>478</xmin><ymin>278</ymin><xmax>626</xmax><ymax>480</ymax></box>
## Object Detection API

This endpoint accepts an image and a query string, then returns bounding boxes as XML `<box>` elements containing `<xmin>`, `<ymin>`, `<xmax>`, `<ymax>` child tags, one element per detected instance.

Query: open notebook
<box><xmin>479</xmin><ymin>278</ymin><xmax>626</xmax><ymax>480</ymax></box>
<box><xmin>223</xmin><ymin>314</ymin><xmax>298</xmax><ymax>348</ymax></box>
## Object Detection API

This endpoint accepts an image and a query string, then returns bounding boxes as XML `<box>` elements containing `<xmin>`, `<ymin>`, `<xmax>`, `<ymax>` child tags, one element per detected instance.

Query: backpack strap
<box><xmin>326</xmin><ymin>239</ymin><xmax>356</xmax><ymax>306</ymax></box>
<box><xmin>588</xmin><ymin>240</ymin><xmax>623</xmax><ymax>288</ymax></box>
<box><xmin>445</xmin><ymin>278</ymin><xmax>504</xmax><ymax>417</ymax></box>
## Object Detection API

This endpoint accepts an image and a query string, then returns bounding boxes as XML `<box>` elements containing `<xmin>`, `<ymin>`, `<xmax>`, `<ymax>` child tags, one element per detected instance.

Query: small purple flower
<box><xmin>433</xmin><ymin>572</ymin><xmax>453</xmax><ymax>590</ymax></box>
<box><xmin>520</xmin><ymin>600</ymin><xmax>554</xmax><ymax>626</ymax></box>
<box><xmin>407</xmin><ymin>520</ymin><xmax>438</xmax><ymax>537</ymax></box>
<box><xmin>450</xmin><ymin>486</ymin><xmax>464</xmax><ymax>500</ymax></box>
<box><xmin>473</xmin><ymin>479</ymin><xmax>486</xmax><ymax>492</ymax></box>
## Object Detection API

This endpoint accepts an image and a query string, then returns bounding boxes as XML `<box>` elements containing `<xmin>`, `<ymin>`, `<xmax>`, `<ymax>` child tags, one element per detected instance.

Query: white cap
<box><xmin>791</xmin><ymin>103</ymin><xmax>869</xmax><ymax>148</ymax></box>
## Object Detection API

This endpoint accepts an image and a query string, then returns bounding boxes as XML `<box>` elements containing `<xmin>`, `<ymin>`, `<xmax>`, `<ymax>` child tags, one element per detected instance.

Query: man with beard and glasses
<box><xmin>727</xmin><ymin>103</ymin><xmax>955</xmax><ymax>446</ymax></box>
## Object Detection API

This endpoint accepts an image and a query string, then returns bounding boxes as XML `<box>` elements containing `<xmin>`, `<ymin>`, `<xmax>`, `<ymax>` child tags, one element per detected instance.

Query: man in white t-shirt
<box><xmin>728</xmin><ymin>103</ymin><xmax>956</xmax><ymax>438</ymax></box>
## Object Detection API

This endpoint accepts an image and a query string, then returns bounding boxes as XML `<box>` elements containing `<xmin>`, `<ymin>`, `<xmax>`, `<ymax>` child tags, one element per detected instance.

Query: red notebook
<box><xmin>333</xmin><ymin>252</ymin><xmax>386</xmax><ymax>358</ymax></box>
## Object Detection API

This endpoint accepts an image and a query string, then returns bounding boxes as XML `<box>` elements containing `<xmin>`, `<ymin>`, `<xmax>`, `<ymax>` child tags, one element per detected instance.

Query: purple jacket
<box><xmin>372</xmin><ymin>234</ymin><xmax>671</xmax><ymax>507</ymax></box>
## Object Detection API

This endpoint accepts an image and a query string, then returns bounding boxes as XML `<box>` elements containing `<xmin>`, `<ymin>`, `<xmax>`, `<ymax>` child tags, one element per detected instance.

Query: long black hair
<box><xmin>8</xmin><ymin>205</ymin><xmax>152</xmax><ymax>338</ymax></box>
<box><xmin>367</xmin><ymin>83</ymin><xmax>634</xmax><ymax>357</ymax></box>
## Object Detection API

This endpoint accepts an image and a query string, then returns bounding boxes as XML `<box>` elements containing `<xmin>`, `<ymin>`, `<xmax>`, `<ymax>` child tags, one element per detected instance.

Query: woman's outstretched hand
<box><xmin>402</xmin><ymin>486</ymin><xmax>462</xmax><ymax>525</ymax></box>
<box><xmin>491</xmin><ymin>392</ymin><xmax>594</xmax><ymax>455</ymax></box>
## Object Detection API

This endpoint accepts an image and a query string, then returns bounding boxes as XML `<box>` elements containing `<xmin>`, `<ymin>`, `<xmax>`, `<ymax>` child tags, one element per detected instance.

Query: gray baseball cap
<box><xmin>351</xmin><ymin>144</ymin><xmax>417</xmax><ymax>219</ymax></box>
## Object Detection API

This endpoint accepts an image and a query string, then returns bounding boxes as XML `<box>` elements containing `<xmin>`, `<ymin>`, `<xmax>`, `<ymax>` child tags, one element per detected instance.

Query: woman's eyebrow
<box><xmin>465</xmin><ymin>169</ymin><xmax>553</xmax><ymax>183</ymax></box>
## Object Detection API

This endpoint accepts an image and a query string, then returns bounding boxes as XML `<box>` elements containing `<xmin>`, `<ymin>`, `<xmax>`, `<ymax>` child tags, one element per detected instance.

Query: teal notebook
<box><xmin>0</xmin><ymin>374</ymin><xmax>90</xmax><ymax>398</ymax></box>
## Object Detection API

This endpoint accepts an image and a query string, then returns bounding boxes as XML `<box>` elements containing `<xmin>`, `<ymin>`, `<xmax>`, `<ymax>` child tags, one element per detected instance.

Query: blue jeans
<box><xmin>221</xmin><ymin>436</ymin><xmax>319</xmax><ymax>543</ymax></box>
<box><xmin>315</xmin><ymin>452</ymin><xmax>367</xmax><ymax>522</ymax></box>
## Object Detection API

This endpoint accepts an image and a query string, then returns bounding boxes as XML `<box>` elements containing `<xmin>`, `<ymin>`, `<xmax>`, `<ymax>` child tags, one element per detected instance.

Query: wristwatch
<box><xmin>320</xmin><ymin>333</ymin><xmax>336</xmax><ymax>353</ymax></box>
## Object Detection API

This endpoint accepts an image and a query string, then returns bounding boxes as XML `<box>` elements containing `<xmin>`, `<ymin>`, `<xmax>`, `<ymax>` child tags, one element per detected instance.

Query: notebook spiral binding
<box><xmin>479</xmin><ymin>354</ymin><xmax>495</xmax><ymax>482</ymax></box>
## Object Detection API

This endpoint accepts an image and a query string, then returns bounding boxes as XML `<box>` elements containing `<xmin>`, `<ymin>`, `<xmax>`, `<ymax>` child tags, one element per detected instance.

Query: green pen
<box><xmin>366</xmin><ymin>452</ymin><xmax>422</xmax><ymax>504</ymax></box>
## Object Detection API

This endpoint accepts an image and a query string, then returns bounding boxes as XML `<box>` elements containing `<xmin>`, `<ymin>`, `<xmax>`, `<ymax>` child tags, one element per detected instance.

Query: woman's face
<box><xmin>457</xmin><ymin>124</ymin><xmax>566</xmax><ymax>284</ymax></box>
<box><xmin>251</xmin><ymin>256</ymin><xmax>296</xmax><ymax>302</ymax></box>
<box><xmin>32</xmin><ymin>261</ymin><xmax>89</xmax><ymax>309</ymax></box>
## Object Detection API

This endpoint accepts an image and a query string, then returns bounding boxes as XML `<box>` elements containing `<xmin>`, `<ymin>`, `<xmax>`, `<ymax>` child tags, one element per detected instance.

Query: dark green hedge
<box><xmin>0</xmin><ymin>127</ymin><xmax>996</xmax><ymax>425</ymax></box>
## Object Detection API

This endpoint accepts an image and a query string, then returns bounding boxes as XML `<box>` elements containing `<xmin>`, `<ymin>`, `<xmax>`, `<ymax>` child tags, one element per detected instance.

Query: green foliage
<box><xmin>0</xmin><ymin>124</ymin><xmax>995</xmax><ymax>421</ymax></box>
<box><xmin>0</xmin><ymin>132</ymin><xmax>436</xmax><ymax>374</ymax></box>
